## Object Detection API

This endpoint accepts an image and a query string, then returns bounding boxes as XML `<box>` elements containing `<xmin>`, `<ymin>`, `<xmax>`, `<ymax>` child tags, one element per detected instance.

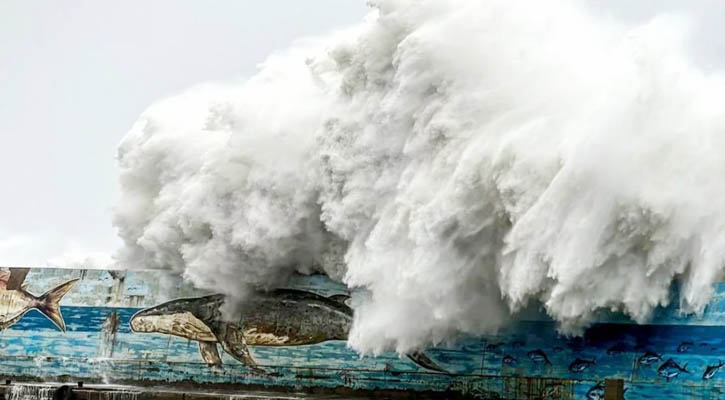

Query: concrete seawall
<box><xmin>1</xmin><ymin>267</ymin><xmax>725</xmax><ymax>398</ymax></box>
<box><xmin>0</xmin><ymin>383</ymin><xmax>466</xmax><ymax>400</ymax></box>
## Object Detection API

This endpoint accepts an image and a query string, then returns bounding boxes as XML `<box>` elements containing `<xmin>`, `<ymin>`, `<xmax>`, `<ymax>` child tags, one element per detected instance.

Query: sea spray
<box><xmin>114</xmin><ymin>0</ymin><xmax>725</xmax><ymax>355</ymax></box>
<box><xmin>8</xmin><ymin>385</ymin><xmax>53</xmax><ymax>400</ymax></box>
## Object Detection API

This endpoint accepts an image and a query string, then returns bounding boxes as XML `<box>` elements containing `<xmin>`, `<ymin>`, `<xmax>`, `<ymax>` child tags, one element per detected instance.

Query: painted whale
<box><xmin>130</xmin><ymin>289</ymin><xmax>448</xmax><ymax>373</ymax></box>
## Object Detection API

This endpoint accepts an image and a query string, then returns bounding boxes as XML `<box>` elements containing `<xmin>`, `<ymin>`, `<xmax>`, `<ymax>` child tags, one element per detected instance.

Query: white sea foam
<box><xmin>114</xmin><ymin>0</ymin><xmax>725</xmax><ymax>355</ymax></box>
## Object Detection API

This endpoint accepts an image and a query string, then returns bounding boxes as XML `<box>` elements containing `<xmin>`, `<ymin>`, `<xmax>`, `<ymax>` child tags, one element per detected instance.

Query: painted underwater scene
<box><xmin>2</xmin><ymin>267</ymin><xmax>725</xmax><ymax>398</ymax></box>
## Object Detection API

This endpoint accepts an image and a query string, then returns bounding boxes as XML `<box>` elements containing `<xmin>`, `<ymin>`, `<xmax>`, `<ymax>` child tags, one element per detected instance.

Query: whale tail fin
<box><xmin>407</xmin><ymin>352</ymin><xmax>450</xmax><ymax>374</ymax></box>
<box><xmin>35</xmin><ymin>279</ymin><xmax>79</xmax><ymax>332</ymax></box>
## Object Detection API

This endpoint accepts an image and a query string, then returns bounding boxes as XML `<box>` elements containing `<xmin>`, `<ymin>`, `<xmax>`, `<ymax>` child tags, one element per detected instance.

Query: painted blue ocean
<box><xmin>2</xmin><ymin>305</ymin><xmax>725</xmax><ymax>398</ymax></box>
<box><xmin>7</xmin><ymin>269</ymin><xmax>725</xmax><ymax>398</ymax></box>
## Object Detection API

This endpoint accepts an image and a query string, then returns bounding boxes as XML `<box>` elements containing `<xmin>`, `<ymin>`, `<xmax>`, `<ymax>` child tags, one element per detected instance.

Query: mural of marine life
<box><xmin>638</xmin><ymin>350</ymin><xmax>662</xmax><ymax>366</ymax></box>
<box><xmin>702</xmin><ymin>361</ymin><xmax>724</xmax><ymax>380</ymax></box>
<box><xmin>130</xmin><ymin>289</ymin><xmax>449</xmax><ymax>373</ymax></box>
<box><xmin>5</xmin><ymin>267</ymin><xmax>725</xmax><ymax>399</ymax></box>
<box><xmin>657</xmin><ymin>358</ymin><xmax>690</xmax><ymax>381</ymax></box>
<box><xmin>568</xmin><ymin>358</ymin><xmax>595</xmax><ymax>373</ymax></box>
<box><xmin>502</xmin><ymin>354</ymin><xmax>518</xmax><ymax>366</ymax></box>
<box><xmin>527</xmin><ymin>349</ymin><xmax>552</xmax><ymax>365</ymax></box>
<box><xmin>585</xmin><ymin>382</ymin><xmax>628</xmax><ymax>400</ymax></box>
<box><xmin>677</xmin><ymin>341</ymin><xmax>694</xmax><ymax>353</ymax></box>
<box><xmin>606</xmin><ymin>343</ymin><xmax>627</xmax><ymax>356</ymax></box>
<box><xmin>539</xmin><ymin>382</ymin><xmax>563</xmax><ymax>399</ymax></box>
<box><xmin>585</xmin><ymin>381</ymin><xmax>604</xmax><ymax>400</ymax></box>
<box><xmin>485</xmin><ymin>342</ymin><xmax>504</xmax><ymax>351</ymax></box>
<box><xmin>0</xmin><ymin>268</ymin><xmax>78</xmax><ymax>331</ymax></box>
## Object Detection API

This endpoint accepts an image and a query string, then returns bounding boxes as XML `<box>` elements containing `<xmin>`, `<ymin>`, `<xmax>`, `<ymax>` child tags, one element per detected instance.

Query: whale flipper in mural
<box><xmin>0</xmin><ymin>269</ymin><xmax>78</xmax><ymax>331</ymax></box>
<box><xmin>130</xmin><ymin>290</ymin><xmax>449</xmax><ymax>373</ymax></box>
<box><xmin>210</xmin><ymin>321</ymin><xmax>257</xmax><ymax>366</ymax></box>
<box><xmin>407</xmin><ymin>352</ymin><xmax>450</xmax><ymax>374</ymax></box>
<box><xmin>198</xmin><ymin>341</ymin><xmax>222</xmax><ymax>366</ymax></box>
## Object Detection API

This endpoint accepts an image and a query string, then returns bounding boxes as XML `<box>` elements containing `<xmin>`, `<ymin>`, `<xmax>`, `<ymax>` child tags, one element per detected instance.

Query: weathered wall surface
<box><xmin>1</xmin><ymin>267</ymin><xmax>725</xmax><ymax>399</ymax></box>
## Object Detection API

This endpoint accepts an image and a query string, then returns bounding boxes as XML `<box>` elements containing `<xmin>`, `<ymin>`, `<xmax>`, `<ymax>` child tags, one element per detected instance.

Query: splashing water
<box><xmin>99</xmin><ymin>390</ymin><xmax>140</xmax><ymax>400</ymax></box>
<box><xmin>114</xmin><ymin>0</ymin><xmax>725</xmax><ymax>355</ymax></box>
<box><xmin>8</xmin><ymin>385</ymin><xmax>53</xmax><ymax>400</ymax></box>
<box><xmin>7</xmin><ymin>384</ymin><xmax>144</xmax><ymax>400</ymax></box>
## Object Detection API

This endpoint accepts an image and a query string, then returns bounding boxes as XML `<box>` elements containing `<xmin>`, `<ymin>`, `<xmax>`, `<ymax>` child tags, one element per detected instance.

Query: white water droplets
<box><xmin>114</xmin><ymin>0</ymin><xmax>725</xmax><ymax>355</ymax></box>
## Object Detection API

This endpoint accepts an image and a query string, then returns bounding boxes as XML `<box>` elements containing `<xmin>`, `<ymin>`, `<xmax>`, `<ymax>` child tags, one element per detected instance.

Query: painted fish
<box><xmin>502</xmin><ymin>354</ymin><xmax>518</xmax><ymax>365</ymax></box>
<box><xmin>585</xmin><ymin>381</ymin><xmax>604</xmax><ymax>400</ymax></box>
<box><xmin>606</xmin><ymin>343</ymin><xmax>627</xmax><ymax>356</ymax></box>
<box><xmin>638</xmin><ymin>350</ymin><xmax>662</xmax><ymax>365</ymax></box>
<box><xmin>540</xmin><ymin>382</ymin><xmax>562</xmax><ymax>398</ymax></box>
<box><xmin>569</xmin><ymin>358</ymin><xmax>595</xmax><ymax>373</ymax></box>
<box><xmin>703</xmin><ymin>360</ymin><xmax>725</xmax><ymax>380</ymax></box>
<box><xmin>677</xmin><ymin>341</ymin><xmax>694</xmax><ymax>353</ymax></box>
<box><xmin>657</xmin><ymin>358</ymin><xmax>689</xmax><ymax>381</ymax></box>
<box><xmin>587</xmin><ymin>381</ymin><xmax>629</xmax><ymax>399</ymax></box>
<box><xmin>528</xmin><ymin>349</ymin><xmax>552</xmax><ymax>365</ymax></box>
<box><xmin>485</xmin><ymin>342</ymin><xmax>504</xmax><ymax>351</ymax></box>
<box><xmin>0</xmin><ymin>277</ymin><xmax>78</xmax><ymax>331</ymax></box>
<box><xmin>130</xmin><ymin>290</ymin><xmax>449</xmax><ymax>373</ymax></box>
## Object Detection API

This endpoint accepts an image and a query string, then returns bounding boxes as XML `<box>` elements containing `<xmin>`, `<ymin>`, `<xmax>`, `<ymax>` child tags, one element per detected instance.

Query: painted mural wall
<box><xmin>1</xmin><ymin>267</ymin><xmax>725</xmax><ymax>399</ymax></box>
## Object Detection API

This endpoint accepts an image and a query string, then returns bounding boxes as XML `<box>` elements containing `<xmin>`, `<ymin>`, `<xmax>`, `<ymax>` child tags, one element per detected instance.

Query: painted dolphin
<box><xmin>130</xmin><ymin>290</ymin><xmax>448</xmax><ymax>373</ymax></box>
<box><xmin>0</xmin><ymin>268</ymin><xmax>78</xmax><ymax>331</ymax></box>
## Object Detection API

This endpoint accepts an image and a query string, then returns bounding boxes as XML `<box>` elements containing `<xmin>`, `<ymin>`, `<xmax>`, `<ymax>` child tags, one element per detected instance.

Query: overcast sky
<box><xmin>0</xmin><ymin>1</ymin><xmax>722</xmax><ymax>268</ymax></box>
<box><xmin>0</xmin><ymin>1</ymin><xmax>368</xmax><ymax>267</ymax></box>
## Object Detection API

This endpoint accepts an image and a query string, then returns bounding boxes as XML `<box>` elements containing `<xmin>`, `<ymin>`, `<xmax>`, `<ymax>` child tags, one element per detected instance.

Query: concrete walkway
<box><xmin>0</xmin><ymin>383</ymin><xmax>390</xmax><ymax>400</ymax></box>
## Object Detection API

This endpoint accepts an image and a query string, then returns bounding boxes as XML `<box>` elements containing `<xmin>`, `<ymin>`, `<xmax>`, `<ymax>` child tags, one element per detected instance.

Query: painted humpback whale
<box><xmin>130</xmin><ymin>289</ymin><xmax>448</xmax><ymax>373</ymax></box>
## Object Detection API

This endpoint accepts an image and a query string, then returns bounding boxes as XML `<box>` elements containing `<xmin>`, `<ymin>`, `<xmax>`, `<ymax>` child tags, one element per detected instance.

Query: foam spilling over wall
<box><xmin>113</xmin><ymin>0</ymin><xmax>725</xmax><ymax>355</ymax></box>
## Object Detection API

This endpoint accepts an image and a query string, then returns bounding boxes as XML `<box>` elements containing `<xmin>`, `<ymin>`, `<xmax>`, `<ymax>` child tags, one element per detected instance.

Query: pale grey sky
<box><xmin>0</xmin><ymin>1</ymin><xmax>368</xmax><ymax>267</ymax></box>
<box><xmin>0</xmin><ymin>1</ymin><xmax>722</xmax><ymax>268</ymax></box>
